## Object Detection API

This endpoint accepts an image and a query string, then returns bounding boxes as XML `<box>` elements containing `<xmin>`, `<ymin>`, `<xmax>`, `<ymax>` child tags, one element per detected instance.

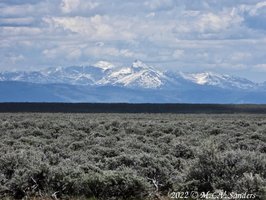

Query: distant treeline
<box><xmin>0</xmin><ymin>103</ymin><xmax>266</xmax><ymax>113</ymax></box>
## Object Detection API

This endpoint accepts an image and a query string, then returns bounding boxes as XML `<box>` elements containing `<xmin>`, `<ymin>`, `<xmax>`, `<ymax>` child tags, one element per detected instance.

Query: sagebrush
<box><xmin>0</xmin><ymin>113</ymin><xmax>266</xmax><ymax>199</ymax></box>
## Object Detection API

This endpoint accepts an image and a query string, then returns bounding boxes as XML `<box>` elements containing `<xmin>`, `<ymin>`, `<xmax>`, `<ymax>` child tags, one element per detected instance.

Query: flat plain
<box><xmin>0</xmin><ymin>113</ymin><xmax>266</xmax><ymax>200</ymax></box>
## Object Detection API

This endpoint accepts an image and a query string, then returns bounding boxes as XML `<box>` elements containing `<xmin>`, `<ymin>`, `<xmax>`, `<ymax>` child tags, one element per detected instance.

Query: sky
<box><xmin>1</xmin><ymin>0</ymin><xmax>266</xmax><ymax>82</ymax></box>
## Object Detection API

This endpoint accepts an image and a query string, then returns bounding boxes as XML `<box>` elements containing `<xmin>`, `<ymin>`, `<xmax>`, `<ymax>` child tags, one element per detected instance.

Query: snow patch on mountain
<box><xmin>181</xmin><ymin>72</ymin><xmax>256</xmax><ymax>89</ymax></box>
<box><xmin>94</xmin><ymin>61</ymin><xmax>115</xmax><ymax>70</ymax></box>
<box><xmin>98</xmin><ymin>60</ymin><xmax>167</xmax><ymax>88</ymax></box>
<box><xmin>98</xmin><ymin>67</ymin><xmax>132</xmax><ymax>85</ymax></box>
<box><xmin>115</xmin><ymin>69</ymin><xmax>164</xmax><ymax>88</ymax></box>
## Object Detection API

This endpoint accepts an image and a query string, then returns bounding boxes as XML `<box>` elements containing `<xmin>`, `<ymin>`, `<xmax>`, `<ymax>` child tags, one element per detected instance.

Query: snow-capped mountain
<box><xmin>180</xmin><ymin>72</ymin><xmax>257</xmax><ymax>90</ymax></box>
<box><xmin>98</xmin><ymin>60</ymin><xmax>170</xmax><ymax>88</ymax></box>
<box><xmin>0</xmin><ymin>60</ymin><xmax>170</xmax><ymax>89</ymax></box>
<box><xmin>41</xmin><ymin>64</ymin><xmax>110</xmax><ymax>85</ymax></box>
<box><xmin>0</xmin><ymin>71</ymin><xmax>47</xmax><ymax>83</ymax></box>
<box><xmin>0</xmin><ymin>60</ymin><xmax>265</xmax><ymax>103</ymax></box>
<box><xmin>0</xmin><ymin>61</ymin><xmax>114</xmax><ymax>86</ymax></box>
<box><xmin>0</xmin><ymin>60</ymin><xmax>257</xmax><ymax>90</ymax></box>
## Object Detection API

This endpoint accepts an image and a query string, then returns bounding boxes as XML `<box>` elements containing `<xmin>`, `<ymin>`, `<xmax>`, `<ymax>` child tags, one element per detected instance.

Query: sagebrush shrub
<box><xmin>1</xmin><ymin>113</ymin><xmax>266</xmax><ymax>199</ymax></box>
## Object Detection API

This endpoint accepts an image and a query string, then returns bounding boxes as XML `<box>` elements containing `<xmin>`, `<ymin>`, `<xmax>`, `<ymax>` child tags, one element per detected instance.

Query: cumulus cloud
<box><xmin>43</xmin><ymin>46</ymin><xmax>82</xmax><ymax>60</ymax></box>
<box><xmin>144</xmin><ymin>0</ymin><xmax>176</xmax><ymax>11</ymax></box>
<box><xmin>0</xmin><ymin>0</ymin><xmax>266</xmax><ymax>81</ymax></box>
<box><xmin>84</xmin><ymin>46</ymin><xmax>143</xmax><ymax>59</ymax></box>
<box><xmin>196</xmin><ymin>12</ymin><xmax>242</xmax><ymax>33</ymax></box>
<box><xmin>61</xmin><ymin>0</ymin><xmax>80</xmax><ymax>13</ymax></box>
<box><xmin>248</xmin><ymin>2</ymin><xmax>266</xmax><ymax>16</ymax></box>
<box><xmin>60</xmin><ymin>0</ymin><xmax>99</xmax><ymax>14</ymax></box>
<box><xmin>172</xmin><ymin>9</ymin><xmax>244</xmax><ymax>40</ymax></box>
<box><xmin>44</xmin><ymin>15</ymin><xmax>135</xmax><ymax>40</ymax></box>
<box><xmin>240</xmin><ymin>1</ymin><xmax>266</xmax><ymax>30</ymax></box>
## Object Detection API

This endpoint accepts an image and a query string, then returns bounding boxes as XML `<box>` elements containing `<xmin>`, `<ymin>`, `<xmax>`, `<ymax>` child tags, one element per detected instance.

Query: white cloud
<box><xmin>146</xmin><ymin>12</ymin><xmax>155</xmax><ymax>18</ymax></box>
<box><xmin>197</xmin><ymin>12</ymin><xmax>241</xmax><ymax>32</ymax></box>
<box><xmin>43</xmin><ymin>45</ymin><xmax>82</xmax><ymax>60</ymax></box>
<box><xmin>174</xmin><ymin>10</ymin><xmax>243</xmax><ymax>37</ymax></box>
<box><xmin>0</xmin><ymin>27</ymin><xmax>42</xmax><ymax>36</ymax></box>
<box><xmin>55</xmin><ymin>15</ymin><xmax>110</xmax><ymax>36</ymax></box>
<box><xmin>44</xmin><ymin>15</ymin><xmax>135</xmax><ymax>40</ymax></box>
<box><xmin>238</xmin><ymin>1</ymin><xmax>266</xmax><ymax>31</ymax></box>
<box><xmin>1</xmin><ymin>0</ymin><xmax>266</xmax><ymax>81</ymax></box>
<box><xmin>84</xmin><ymin>46</ymin><xmax>142</xmax><ymax>59</ymax></box>
<box><xmin>253</xmin><ymin>64</ymin><xmax>266</xmax><ymax>72</ymax></box>
<box><xmin>0</xmin><ymin>1</ymin><xmax>55</xmax><ymax>17</ymax></box>
<box><xmin>0</xmin><ymin>4</ymin><xmax>34</xmax><ymax>16</ymax></box>
<box><xmin>95</xmin><ymin>42</ymin><xmax>104</xmax><ymax>47</ymax></box>
<box><xmin>42</xmin><ymin>48</ymin><xmax>59</xmax><ymax>59</ymax></box>
<box><xmin>9</xmin><ymin>54</ymin><xmax>25</xmax><ymax>64</ymax></box>
<box><xmin>248</xmin><ymin>1</ymin><xmax>266</xmax><ymax>16</ymax></box>
<box><xmin>61</xmin><ymin>0</ymin><xmax>80</xmax><ymax>13</ymax></box>
<box><xmin>230</xmin><ymin>52</ymin><xmax>251</xmax><ymax>62</ymax></box>
<box><xmin>60</xmin><ymin>0</ymin><xmax>99</xmax><ymax>14</ymax></box>
<box><xmin>68</xmin><ymin>48</ymin><xmax>82</xmax><ymax>60</ymax></box>
<box><xmin>144</xmin><ymin>0</ymin><xmax>175</xmax><ymax>11</ymax></box>
<box><xmin>0</xmin><ymin>17</ymin><xmax>35</xmax><ymax>26</ymax></box>
<box><xmin>172</xmin><ymin>49</ymin><xmax>184</xmax><ymax>59</ymax></box>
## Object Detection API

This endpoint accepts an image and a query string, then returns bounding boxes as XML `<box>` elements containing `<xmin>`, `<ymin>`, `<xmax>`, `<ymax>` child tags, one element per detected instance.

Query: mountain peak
<box><xmin>131</xmin><ymin>60</ymin><xmax>149</xmax><ymax>69</ymax></box>
<box><xmin>180</xmin><ymin>71</ymin><xmax>255</xmax><ymax>89</ymax></box>
<box><xmin>94</xmin><ymin>61</ymin><xmax>115</xmax><ymax>70</ymax></box>
<box><xmin>186</xmin><ymin>72</ymin><xmax>223</xmax><ymax>85</ymax></box>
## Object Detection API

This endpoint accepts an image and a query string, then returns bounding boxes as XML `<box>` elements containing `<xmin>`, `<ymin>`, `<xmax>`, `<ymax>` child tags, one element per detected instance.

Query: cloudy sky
<box><xmin>1</xmin><ymin>0</ymin><xmax>266</xmax><ymax>82</ymax></box>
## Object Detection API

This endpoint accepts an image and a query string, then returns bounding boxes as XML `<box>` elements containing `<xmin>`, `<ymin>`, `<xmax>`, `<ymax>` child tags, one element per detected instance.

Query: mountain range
<box><xmin>0</xmin><ymin>60</ymin><xmax>265</xmax><ymax>103</ymax></box>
